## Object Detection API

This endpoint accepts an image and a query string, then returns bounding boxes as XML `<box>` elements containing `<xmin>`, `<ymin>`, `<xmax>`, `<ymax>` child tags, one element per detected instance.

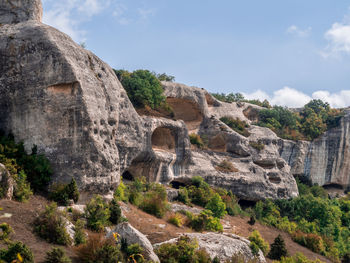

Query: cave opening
<box><xmin>151</xmin><ymin>127</ymin><xmax>176</xmax><ymax>152</ymax></box>
<box><xmin>170</xmin><ymin>180</ymin><xmax>187</xmax><ymax>189</ymax></box>
<box><xmin>122</xmin><ymin>170</ymin><xmax>134</xmax><ymax>181</ymax></box>
<box><xmin>238</xmin><ymin>199</ymin><xmax>257</xmax><ymax>209</ymax></box>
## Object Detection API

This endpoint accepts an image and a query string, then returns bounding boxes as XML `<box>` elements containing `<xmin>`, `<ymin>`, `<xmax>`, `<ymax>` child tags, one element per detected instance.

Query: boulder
<box><xmin>0</xmin><ymin>163</ymin><xmax>14</xmax><ymax>200</ymax></box>
<box><xmin>154</xmin><ymin>233</ymin><xmax>266</xmax><ymax>263</ymax></box>
<box><xmin>108</xmin><ymin>222</ymin><xmax>160</xmax><ymax>262</ymax></box>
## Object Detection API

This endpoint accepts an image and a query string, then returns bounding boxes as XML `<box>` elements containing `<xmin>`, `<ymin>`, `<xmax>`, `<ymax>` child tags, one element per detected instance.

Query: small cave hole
<box><xmin>122</xmin><ymin>170</ymin><xmax>134</xmax><ymax>181</ymax></box>
<box><xmin>151</xmin><ymin>127</ymin><xmax>176</xmax><ymax>152</ymax></box>
<box><xmin>170</xmin><ymin>181</ymin><xmax>187</xmax><ymax>189</ymax></box>
<box><xmin>238</xmin><ymin>199</ymin><xmax>257</xmax><ymax>209</ymax></box>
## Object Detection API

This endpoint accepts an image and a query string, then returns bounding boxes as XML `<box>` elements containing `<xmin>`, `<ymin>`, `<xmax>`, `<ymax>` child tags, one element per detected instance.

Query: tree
<box><xmin>268</xmin><ymin>234</ymin><xmax>288</xmax><ymax>260</ymax></box>
<box><xmin>205</xmin><ymin>193</ymin><xmax>227</xmax><ymax>218</ymax></box>
<box><xmin>156</xmin><ymin>73</ymin><xmax>175</xmax><ymax>82</ymax></box>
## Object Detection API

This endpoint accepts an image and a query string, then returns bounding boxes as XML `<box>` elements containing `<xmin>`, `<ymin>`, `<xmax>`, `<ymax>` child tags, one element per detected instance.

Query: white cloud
<box><xmin>113</xmin><ymin>4</ymin><xmax>131</xmax><ymax>25</ymax></box>
<box><xmin>137</xmin><ymin>8</ymin><xmax>156</xmax><ymax>20</ymax></box>
<box><xmin>323</xmin><ymin>22</ymin><xmax>350</xmax><ymax>57</ymax></box>
<box><xmin>243</xmin><ymin>87</ymin><xmax>350</xmax><ymax>108</ymax></box>
<box><xmin>287</xmin><ymin>25</ymin><xmax>312</xmax><ymax>37</ymax></box>
<box><xmin>42</xmin><ymin>0</ymin><xmax>110</xmax><ymax>42</ymax></box>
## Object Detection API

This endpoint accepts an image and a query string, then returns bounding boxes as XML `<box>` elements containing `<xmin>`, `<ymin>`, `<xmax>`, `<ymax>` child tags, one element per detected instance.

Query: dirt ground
<box><xmin>0</xmin><ymin>196</ymin><xmax>332</xmax><ymax>263</ymax></box>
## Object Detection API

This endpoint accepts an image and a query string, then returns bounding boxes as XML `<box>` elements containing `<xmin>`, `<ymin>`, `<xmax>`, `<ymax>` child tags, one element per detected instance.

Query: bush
<box><xmin>140</xmin><ymin>183</ymin><xmax>169</xmax><ymax>218</ymax></box>
<box><xmin>114</xmin><ymin>180</ymin><xmax>128</xmax><ymax>202</ymax></box>
<box><xmin>124</xmin><ymin>243</ymin><xmax>145</xmax><ymax>263</ymax></box>
<box><xmin>292</xmin><ymin>231</ymin><xmax>325</xmax><ymax>254</ymax></box>
<box><xmin>74</xmin><ymin>233</ymin><xmax>123</xmax><ymax>263</ymax></box>
<box><xmin>74</xmin><ymin>219</ymin><xmax>86</xmax><ymax>246</ymax></box>
<box><xmin>177</xmin><ymin>187</ymin><xmax>191</xmax><ymax>205</ymax></box>
<box><xmin>267</xmin><ymin>234</ymin><xmax>288</xmax><ymax>260</ymax></box>
<box><xmin>85</xmin><ymin>195</ymin><xmax>110</xmax><ymax>232</ymax></box>
<box><xmin>0</xmin><ymin>223</ymin><xmax>13</xmax><ymax>240</ymax></box>
<box><xmin>155</xmin><ymin>235</ymin><xmax>211</xmax><ymax>263</ymax></box>
<box><xmin>109</xmin><ymin>198</ymin><xmax>122</xmax><ymax>225</ymax></box>
<box><xmin>189</xmin><ymin>134</ymin><xmax>204</xmax><ymax>148</ymax></box>
<box><xmin>205</xmin><ymin>193</ymin><xmax>227</xmax><ymax>218</ymax></box>
<box><xmin>248</xmin><ymin>230</ymin><xmax>269</xmax><ymax>256</ymax></box>
<box><xmin>168</xmin><ymin>213</ymin><xmax>185</xmax><ymax>227</ymax></box>
<box><xmin>49</xmin><ymin>178</ymin><xmax>80</xmax><ymax>206</ymax></box>
<box><xmin>248</xmin><ymin>216</ymin><xmax>256</xmax><ymax>226</ymax></box>
<box><xmin>34</xmin><ymin>202</ymin><xmax>71</xmax><ymax>245</ymax></box>
<box><xmin>249</xmin><ymin>141</ymin><xmax>265</xmax><ymax>151</ymax></box>
<box><xmin>215</xmin><ymin>160</ymin><xmax>238</xmax><ymax>173</ymax></box>
<box><xmin>115</xmin><ymin>69</ymin><xmax>165</xmax><ymax>109</ymax></box>
<box><xmin>13</xmin><ymin>170</ymin><xmax>32</xmax><ymax>202</ymax></box>
<box><xmin>0</xmin><ymin>241</ymin><xmax>34</xmax><ymax>263</ymax></box>
<box><xmin>220</xmin><ymin>117</ymin><xmax>250</xmax><ymax>137</ymax></box>
<box><xmin>280</xmin><ymin>252</ymin><xmax>327</xmax><ymax>263</ymax></box>
<box><xmin>45</xmin><ymin>247</ymin><xmax>71</xmax><ymax>263</ymax></box>
<box><xmin>189</xmin><ymin>210</ymin><xmax>223</xmax><ymax>232</ymax></box>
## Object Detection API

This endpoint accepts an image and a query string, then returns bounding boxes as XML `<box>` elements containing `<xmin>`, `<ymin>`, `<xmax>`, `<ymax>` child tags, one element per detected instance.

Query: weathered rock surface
<box><xmin>154</xmin><ymin>233</ymin><xmax>266</xmax><ymax>263</ymax></box>
<box><xmin>161</xmin><ymin>81</ymin><xmax>298</xmax><ymax>200</ymax></box>
<box><xmin>108</xmin><ymin>222</ymin><xmax>160</xmax><ymax>262</ymax></box>
<box><xmin>0</xmin><ymin>164</ymin><xmax>14</xmax><ymax>200</ymax></box>
<box><xmin>280</xmin><ymin>108</ymin><xmax>350</xmax><ymax>188</ymax></box>
<box><xmin>0</xmin><ymin>0</ymin><xmax>42</xmax><ymax>24</ymax></box>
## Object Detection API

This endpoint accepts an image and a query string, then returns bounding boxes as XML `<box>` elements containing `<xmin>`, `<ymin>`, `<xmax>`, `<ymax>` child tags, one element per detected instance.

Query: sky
<box><xmin>42</xmin><ymin>0</ymin><xmax>350</xmax><ymax>108</ymax></box>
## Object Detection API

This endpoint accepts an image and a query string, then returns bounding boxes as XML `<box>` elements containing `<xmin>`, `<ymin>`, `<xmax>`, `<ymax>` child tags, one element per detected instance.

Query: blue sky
<box><xmin>42</xmin><ymin>0</ymin><xmax>350</xmax><ymax>108</ymax></box>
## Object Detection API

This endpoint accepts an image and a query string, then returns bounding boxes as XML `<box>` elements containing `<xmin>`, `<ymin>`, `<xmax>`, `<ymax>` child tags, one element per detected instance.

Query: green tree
<box><xmin>268</xmin><ymin>234</ymin><xmax>288</xmax><ymax>260</ymax></box>
<box><xmin>205</xmin><ymin>193</ymin><xmax>227</xmax><ymax>218</ymax></box>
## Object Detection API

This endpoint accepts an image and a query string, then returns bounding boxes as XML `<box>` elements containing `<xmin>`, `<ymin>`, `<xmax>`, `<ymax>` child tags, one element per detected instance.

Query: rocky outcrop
<box><xmin>280</xmin><ymin>108</ymin><xmax>350</xmax><ymax>188</ymax></box>
<box><xmin>154</xmin><ymin>233</ymin><xmax>266</xmax><ymax>263</ymax></box>
<box><xmin>162</xmin><ymin>82</ymin><xmax>298</xmax><ymax>201</ymax></box>
<box><xmin>108</xmin><ymin>222</ymin><xmax>160</xmax><ymax>262</ymax></box>
<box><xmin>0</xmin><ymin>0</ymin><xmax>42</xmax><ymax>24</ymax></box>
<box><xmin>0</xmin><ymin>164</ymin><xmax>14</xmax><ymax>200</ymax></box>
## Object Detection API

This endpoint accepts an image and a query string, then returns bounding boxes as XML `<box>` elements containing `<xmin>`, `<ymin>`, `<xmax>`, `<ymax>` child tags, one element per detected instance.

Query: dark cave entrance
<box><xmin>122</xmin><ymin>170</ymin><xmax>134</xmax><ymax>181</ymax></box>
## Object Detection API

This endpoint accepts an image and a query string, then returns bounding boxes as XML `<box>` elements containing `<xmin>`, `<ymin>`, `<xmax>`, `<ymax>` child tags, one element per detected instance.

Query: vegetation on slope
<box><xmin>211</xmin><ymin>92</ymin><xmax>271</xmax><ymax>108</ymax></box>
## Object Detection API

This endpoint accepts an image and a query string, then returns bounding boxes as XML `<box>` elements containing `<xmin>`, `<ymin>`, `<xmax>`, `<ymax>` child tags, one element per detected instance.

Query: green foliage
<box><xmin>34</xmin><ymin>202</ymin><xmax>71</xmax><ymax>245</ymax></box>
<box><xmin>85</xmin><ymin>195</ymin><xmax>110</xmax><ymax>232</ymax></box>
<box><xmin>155</xmin><ymin>235</ymin><xmax>211</xmax><ymax>263</ymax></box>
<box><xmin>249</xmin><ymin>141</ymin><xmax>265</xmax><ymax>151</ymax></box>
<box><xmin>0</xmin><ymin>241</ymin><xmax>34</xmax><ymax>263</ymax></box>
<box><xmin>168</xmin><ymin>213</ymin><xmax>184</xmax><ymax>227</ymax></box>
<box><xmin>248</xmin><ymin>230</ymin><xmax>270</xmax><ymax>256</ymax></box>
<box><xmin>13</xmin><ymin>170</ymin><xmax>32</xmax><ymax>202</ymax></box>
<box><xmin>155</xmin><ymin>72</ymin><xmax>175</xmax><ymax>82</ymax></box>
<box><xmin>189</xmin><ymin>133</ymin><xmax>204</xmax><ymax>148</ymax></box>
<box><xmin>257</xmin><ymin>99</ymin><xmax>344</xmax><ymax>141</ymax></box>
<box><xmin>220</xmin><ymin>117</ymin><xmax>250</xmax><ymax>137</ymax></box>
<box><xmin>114</xmin><ymin>180</ymin><xmax>128</xmax><ymax>202</ymax></box>
<box><xmin>74</xmin><ymin>219</ymin><xmax>86</xmax><ymax>246</ymax></box>
<box><xmin>0</xmin><ymin>223</ymin><xmax>13</xmax><ymax>240</ymax></box>
<box><xmin>177</xmin><ymin>187</ymin><xmax>191</xmax><ymax>205</ymax></box>
<box><xmin>109</xmin><ymin>198</ymin><xmax>122</xmax><ymax>225</ymax></box>
<box><xmin>49</xmin><ymin>178</ymin><xmax>80</xmax><ymax>205</ymax></box>
<box><xmin>205</xmin><ymin>193</ymin><xmax>227</xmax><ymax>218</ymax></box>
<box><xmin>188</xmin><ymin>210</ymin><xmax>223</xmax><ymax>232</ymax></box>
<box><xmin>211</xmin><ymin>93</ymin><xmax>271</xmax><ymax>108</ymax></box>
<box><xmin>279</xmin><ymin>252</ymin><xmax>326</xmax><ymax>263</ymax></box>
<box><xmin>45</xmin><ymin>247</ymin><xmax>71</xmax><ymax>263</ymax></box>
<box><xmin>114</xmin><ymin>69</ymin><xmax>165</xmax><ymax>109</ymax></box>
<box><xmin>0</xmin><ymin>134</ymin><xmax>52</xmax><ymax>194</ymax></box>
<box><xmin>268</xmin><ymin>234</ymin><xmax>288</xmax><ymax>260</ymax></box>
<box><xmin>140</xmin><ymin>183</ymin><xmax>169</xmax><ymax>218</ymax></box>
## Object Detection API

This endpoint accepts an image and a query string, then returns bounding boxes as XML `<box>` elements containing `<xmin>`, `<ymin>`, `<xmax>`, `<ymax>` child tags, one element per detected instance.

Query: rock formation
<box><xmin>154</xmin><ymin>233</ymin><xmax>266</xmax><ymax>263</ymax></box>
<box><xmin>280</xmin><ymin>108</ymin><xmax>350</xmax><ymax>189</ymax></box>
<box><xmin>0</xmin><ymin>0</ymin><xmax>299</xmax><ymax>200</ymax></box>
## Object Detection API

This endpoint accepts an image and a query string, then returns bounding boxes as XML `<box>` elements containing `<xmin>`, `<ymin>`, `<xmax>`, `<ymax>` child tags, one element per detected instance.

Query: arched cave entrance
<box><xmin>122</xmin><ymin>170</ymin><xmax>134</xmax><ymax>181</ymax></box>
<box><xmin>170</xmin><ymin>180</ymin><xmax>187</xmax><ymax>189</ymax></box>
<box><xmin>166</xmin><ymin>97</ymin><xmax>203</xmax><ymax>131</ymax></box>
<box><xmin>151</xmin><ymin>127</ymin><xmax>176</xmax><ymax>153</ymax></box>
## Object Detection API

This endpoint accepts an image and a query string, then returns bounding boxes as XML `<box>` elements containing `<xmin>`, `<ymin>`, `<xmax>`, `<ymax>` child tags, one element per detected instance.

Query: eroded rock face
<box><xmin>154</xmin><ymin>233</ymin><xmax>266</xmax><ymax>263</ymax></box>
<box><xmin>0</xmin><ymin>0</ymin><xmax>42</xmax><ymax>24</ymax></box>
<box><xmin>162</xmin><ymin>81</ymin><xmax>298</xmax><ymax>201</ymax></box>
<box><xmin>280</xmin><ymin>109</ymin><xmax>350</xmax><ymax>188</ymax></box>
<box><xmin>0</xmin><ymin>164</ymin><xmax>14</xmax><ymax>200</ymax></box>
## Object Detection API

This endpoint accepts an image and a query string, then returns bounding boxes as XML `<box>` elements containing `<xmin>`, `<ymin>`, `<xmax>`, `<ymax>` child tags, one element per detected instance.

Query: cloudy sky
<box><xmin>42</xmin><ymin>0</ymin><xmax>350</xmax><ymax>108</ymax></box>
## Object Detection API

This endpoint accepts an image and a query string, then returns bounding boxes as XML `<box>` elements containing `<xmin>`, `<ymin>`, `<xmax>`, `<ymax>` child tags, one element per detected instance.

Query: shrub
<box><xmin>49</xmin><ymin>178</ymin><xmax>80</xmax><ymax>206</ymax></box>
<box><xmin>280</xmin><ymin>252</ymin><xmax>327</xmax><ymax>263</ymax></box>
<box><xmin>189</xmin><ymin>210</ymin><xmax>223</xmax><ymax>232</ymax></box>
<box><xmin>13</xmin><ymin>170</ymin><xmax>32</xmax><ymax>202</ymax></box>
<box><xmin>74</xmin><ymin>219</ymin><xmax>86</xmax><ymax>246</ymax></box>
<box><xmin>114</xmin><ymin>180</ymin><xmax>128</xmax><ymax>202</ymax></box>
<box><xmin>74</xmin><ymin>233</ymin><xmax>123</xmax><ymax>263</ymax></box>
<box><xmin>267</xmin><ymin>234</ymin><xmax>288</xmax><ymax>260</ymax></box>
<box><xmin>34</xmin><ymin>202</ymin><xmax>71</xmax><ymax>245</ymax></box>
<box><xmin>220</xmin><ymin>117</ymin><xmax>250</xmax><ymax>137</ymax></box>
<box><xmin>248</xmin><ymin>230</ymin><xmax>269</xmax><ymax>256</ymax></box>
<box><xmin>0</xmin><ymin>241</ymin><xmax>34</xmax><ymax>263</ymax></box>
<box><xmin>230</xmin><ymin>253</ymin><xmax>259</xmax><ymax>263</ymax></box>
<box><xmin>215</xmin><ymin>160</ymin><xmax>238</xmax><ymax>173</ymax></box>
<box><xmin>155</xmin><ymin>235</ymin><xmax>211</xmax><ymax>263</ymax></box>
<box><xmin>189</xmin><ymin>133</ymin><xmax>204</xmax><ymax>148</ymax></box>
<box><xmin>85</xmin><ymin>195</ymin><xmax>110</xmax><ymax>232</ymax></box>
<box><xmin>248</xmin><ymin>215</ymin><xmax>256</xmax><ymax>226</ymax></box>
<box><xmin>168</xmin><ymin>213</ymin><xmax>185</xmax><ymax>227</ymax></box>
<box><xmin>249</xmin><ymin>141</ymin><xmax>265</xmax><ymax>151</ymax></box>
<box><xmin>115</xmin><ymin>69</ymin><xmax>165</xmax><ymax>109</ymax></box>
<box><xmin>124</xmin><ymin>243</ymin><xmax>145</xmax><ymax>262</ymax></box>
<box><xmin>45</xmin><ymin>247</ymin><xmax>71</xmax><ymax>263</ymax></box>
<box><xmin>292</xmin><ymin>231</ymin><xmax>325</xmax><ymax>254</ymax></box>
<box><xmin>205</xmin><ymin>193</ymin><xmax>227</xmax><ymax>218</ymax></box>
<box><xmin>0</xmin><ymin>223</ymin><xmax>13</xmax><ymax>240</ymax></box>
<box><xmin>140</xmin><ymin>183</ymin><xmax>169</xmax><ymax>218</ymax></box>
<box><xmin>109</xmin><ymin>198</ymin><xmax>122</xmax><ymax>225</ymax></box>
<box><xmin>177</xmin><ymin>187</ymin><xmax>191</xmax><ymax>205</ymax></box>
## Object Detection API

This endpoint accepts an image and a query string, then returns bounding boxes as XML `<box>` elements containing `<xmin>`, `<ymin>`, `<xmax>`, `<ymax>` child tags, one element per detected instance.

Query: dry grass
<box><xmin>215</xmin><ymin>160</ymin><xmax>239</xmax><ymax>173</ymax></box>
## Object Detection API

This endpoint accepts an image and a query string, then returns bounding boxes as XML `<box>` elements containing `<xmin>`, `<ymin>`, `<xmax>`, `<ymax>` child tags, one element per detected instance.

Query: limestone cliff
<box><xmin>0</xmin><ymin>0</ymin><xmax>298</xmax><ymax>200</ymax></box>
<box><xmin>280</xmin><ymin>109</ymin><xmax>350</xmax><ymax>189</ymax></box>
